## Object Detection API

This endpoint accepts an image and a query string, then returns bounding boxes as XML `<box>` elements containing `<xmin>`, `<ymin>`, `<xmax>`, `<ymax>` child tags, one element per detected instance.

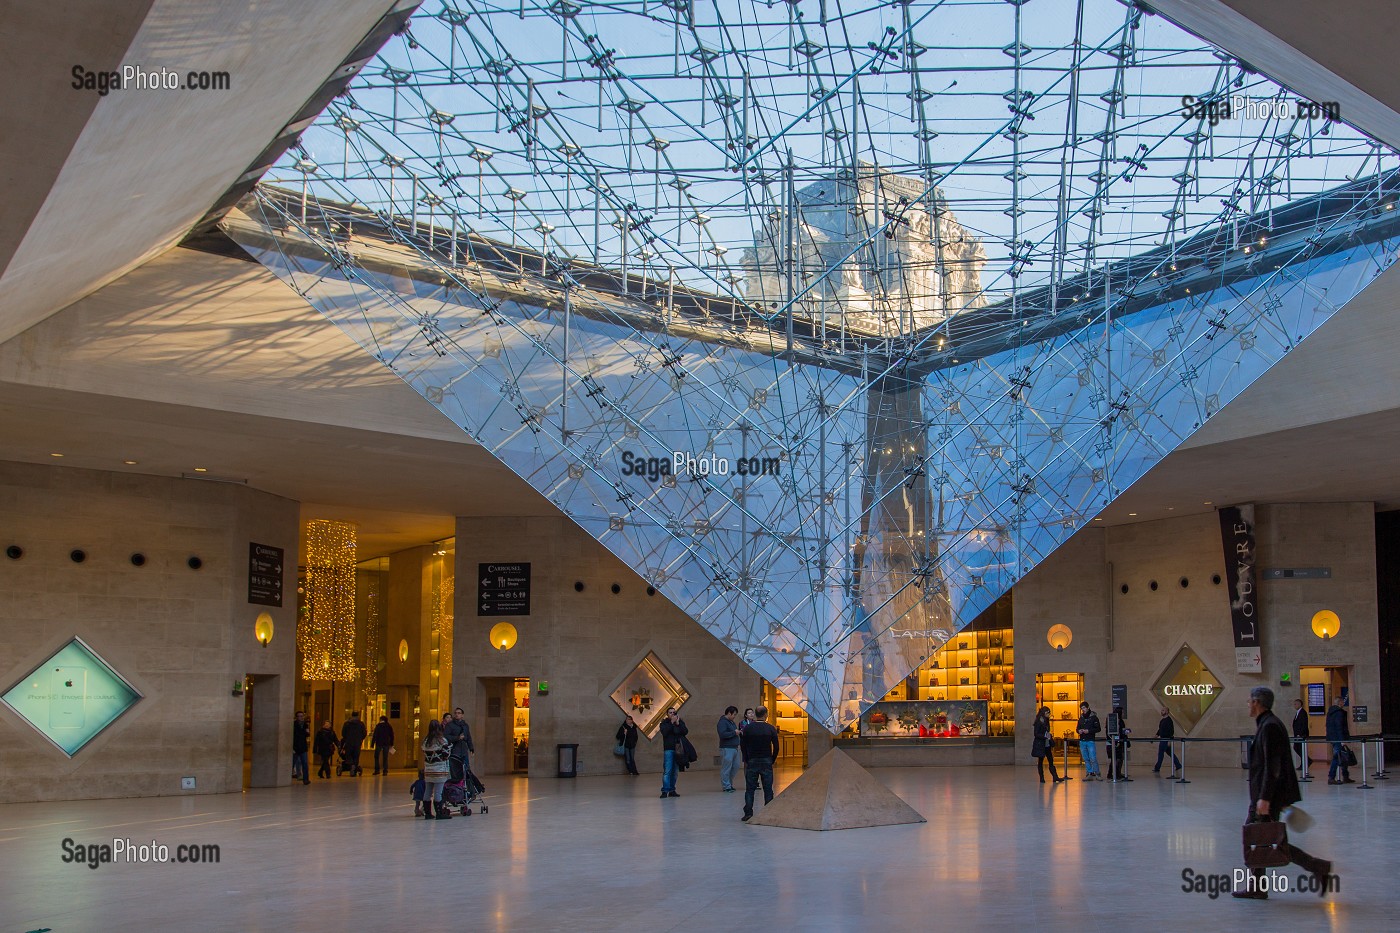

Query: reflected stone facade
<box><xmin>744</xmin><ymin>167</ymin><xmax>987</xmax><ymax>339</ymax></box>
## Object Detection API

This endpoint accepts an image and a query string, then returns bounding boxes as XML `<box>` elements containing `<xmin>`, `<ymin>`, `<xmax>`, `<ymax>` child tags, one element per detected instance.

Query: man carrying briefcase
<box><xmin>1234</xmin><ymin>686</ymin><xmax>1334</xmax><ymax>900</ymax></box>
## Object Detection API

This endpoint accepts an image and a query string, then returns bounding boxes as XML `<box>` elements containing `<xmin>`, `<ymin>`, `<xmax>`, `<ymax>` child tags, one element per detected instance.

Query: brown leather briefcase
<box><xmin>1243</xmin><ymin>820</ymin><xmax>1290</xmax><ymax>868</ymax></box>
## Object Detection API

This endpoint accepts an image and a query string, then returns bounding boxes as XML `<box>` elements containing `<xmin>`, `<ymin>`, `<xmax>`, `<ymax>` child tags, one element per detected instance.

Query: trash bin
<box><xmin>1240</xmin><ymin>735</ymin><xmax>1254</xmax><ymax>769</ymax></box>
<box><xmin>557</xmin><ymin>743</ymin><xmax>579</xmax><ymax>778</ymax></box>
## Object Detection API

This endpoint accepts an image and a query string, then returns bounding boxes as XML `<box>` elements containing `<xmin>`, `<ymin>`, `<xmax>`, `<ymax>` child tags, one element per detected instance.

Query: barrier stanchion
<box><xmin>1062</xmin><ymin>735</ymin><xmax>1072</xmax><ymax>781</ymax></box>
<box><xmin>1299</xmin><ymin>736</ymin><xmax>1313</xmax><ymax>783</ymax></box>
<box><xmin>1107</xmin><ymin>736</ymin><xmax>1119</xmax><ymax>783</ymax></box>
<box><xmin>1358</xmin><ymin>740</ymin><xmax>1373</xmax><ymax>789</ymax></box>
<box><xmin>1175</xmin><ymin>737</ymin><xmax>1190</xmax><ymax>784</ymax></box>
<box><xmin>1374</xmin><ymin>736</ymin><xmax>1388</xmax><ymax>780</ymax></box>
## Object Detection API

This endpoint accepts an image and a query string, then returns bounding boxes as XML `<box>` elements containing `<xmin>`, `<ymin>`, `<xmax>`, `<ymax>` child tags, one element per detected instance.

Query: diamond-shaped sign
<box><xmin>1152</xmin><ymin>645</ymin><xmax>1222</xmax><ymax>734</ymax></box>
<box><xmin>607</xmin><ymin>652</ymin><xmax>690</xmax><ymax>739</ymax></box>
<box><xmin>2</xmin><ymin>637</ymin><xmax>142</xmax><ymax>757</ymax></box>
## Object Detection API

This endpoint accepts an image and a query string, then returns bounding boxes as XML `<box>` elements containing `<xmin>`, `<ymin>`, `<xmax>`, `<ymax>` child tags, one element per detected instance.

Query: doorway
<box><xmin>1299</xmin><ymin>665</ymin><xmax>1352</xmax><ymax>765</ymax></box>
<box><xmin>242</xmin><ymin>673</ymin><xmax>282</xmax><ymax>789</ymax></box>
<box><xmin>477</xmin><ymin>677</ymin><xmax>527</xmax><ymax>775</ymax></box>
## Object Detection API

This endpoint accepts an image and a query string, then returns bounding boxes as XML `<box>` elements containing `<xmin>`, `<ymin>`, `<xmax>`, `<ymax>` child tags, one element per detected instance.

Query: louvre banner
<box><xmin>1219</xmin><ymin>505</ymin><xmax>1261</xmax><ymax>672</ymax></box>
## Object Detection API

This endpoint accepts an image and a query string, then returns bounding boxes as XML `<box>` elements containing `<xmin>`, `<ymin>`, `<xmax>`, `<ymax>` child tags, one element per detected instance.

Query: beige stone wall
<box><xmin>455</xmin><ymin>516</ymin><xmax>761</xmax><ymax>778</ymax></box>
<box><xmin>0</xmin><ymin>460</ymin><xmax>298</xmax><ymax>801</ymax></box>
<box><xmin>1013</xmin><ymin>504</ymin><xmax>1380</xmax><ymax>769</ymax></box>
<box><xmin>1012</xmin><ymin>528</ymin><xmax>1110</xmax><ymax>762</ymax></box>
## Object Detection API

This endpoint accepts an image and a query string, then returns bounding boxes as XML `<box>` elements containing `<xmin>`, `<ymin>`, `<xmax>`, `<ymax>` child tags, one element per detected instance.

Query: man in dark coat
<box><xmin>340</xmin><ymin>712</ymin><xmax>367</xmax><ymax>776</ymax></box>
<box><xmin>1291</xmin><ymin>699</ymin><xmax>1309</xmax><ymax>772</ymax></box>
<box><xmin>1153</xmin><ymin>707</ymin><xmax>1181</xmax><ymax>776</ymax></box>
<box><xmin>739</xmin><ymin>705</ymin><xmax>780</xmax><ymax>822</ymax></box>
<box><xmin>1233</xmin><ymin>686</ymin><xmax>1332</xmax><ymax>899</ymax></box>
<box><xmin>445</xmin><ymin>708</ymin><xmax>475</xmax><ymax>781</ymax></box>
<box><xmin>313</xmin><ymin>721</ymin><xmax>339</xmax><ymax>779</ymax></box>
<box><xmin>370</xmin><ymin>715</ymin><xmax>394</xmax><ymax>775</ymax></box>
<box><xmin>291</xmin><ymin>711</ymin><xmax>311</xmax><ymax>785</ymax></box>
<box><xmin>1325</xmin><ymin>701</ymin><xmax>1353</xmax><ymax>784</ymax></box>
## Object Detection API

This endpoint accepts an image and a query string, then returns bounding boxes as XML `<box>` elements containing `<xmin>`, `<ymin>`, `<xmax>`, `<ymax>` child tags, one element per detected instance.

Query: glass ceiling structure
<box><xmin>226</xmin><ymin>0</ymin><xmax>1400</xmax><ymax>730</ymax></box>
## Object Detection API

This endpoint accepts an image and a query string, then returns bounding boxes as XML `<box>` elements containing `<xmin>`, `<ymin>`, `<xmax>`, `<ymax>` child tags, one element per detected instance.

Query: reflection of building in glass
<box><xmin>744</xmin><ymin>166</ymin><xmax>986</xmax><ymax>340</ymax></box>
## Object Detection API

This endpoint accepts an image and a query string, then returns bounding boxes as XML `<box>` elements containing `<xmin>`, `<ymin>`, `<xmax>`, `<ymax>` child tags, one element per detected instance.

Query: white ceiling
<box><xmin>0</xmin><ymin>0</ymin><xmax>393</xmax><ymax>345</ymax></box>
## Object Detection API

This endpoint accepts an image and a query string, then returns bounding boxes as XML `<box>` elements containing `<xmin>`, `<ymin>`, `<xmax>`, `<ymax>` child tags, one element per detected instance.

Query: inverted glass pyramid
<box><xmin>224</xmin><ymin>0</ymin><xmax>1400</xmax><ymax>730</ymax></box>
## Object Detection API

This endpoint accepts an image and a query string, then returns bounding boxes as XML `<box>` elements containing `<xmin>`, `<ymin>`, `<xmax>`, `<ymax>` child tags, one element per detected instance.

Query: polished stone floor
<box><xmin>1</xmin><ymin>760</ymin><xmax>1393</xmax><ymax>932</ymax></box>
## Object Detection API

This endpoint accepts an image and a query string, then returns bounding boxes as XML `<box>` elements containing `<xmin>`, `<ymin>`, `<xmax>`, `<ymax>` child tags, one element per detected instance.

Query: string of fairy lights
<box><xmin>302</xmin><ymin>520</ymin><xmax>360</xmax><ymax>682</ymax></box>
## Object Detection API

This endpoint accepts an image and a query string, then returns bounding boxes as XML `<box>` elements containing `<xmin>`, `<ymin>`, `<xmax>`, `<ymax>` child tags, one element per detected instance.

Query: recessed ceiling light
<box><xmin>1128</xmin><ymin>512</ymin><xmax>1137</xmax><ymax>516</ymax></box>
<box><xmin>1167</xmin><ymin>507</ymin><xmax>1175</xmax><ymax>511</ymax></box>
<box><xmin>123</xmin><ymin>460</ymin><xmax>138</xmax><ymax>465</ymax></box>
<box><xmin>1094</xmin><ymin>517</ymin><xmax>1103</xmax><ymax>522</ymax></box>
<box><xmin>50</xmin><ymin>452</ymin><xmax>63</xmax><ymax>458</ymax></box>
<box><xmin>1203</xmin><ymin>500</ymin><xmax>1212</xmax><ymax>505</ymax></box>
<box><xmin>193</xmin><ymin>467</ymin><xmax>208</xmax><ymax>473</ymax></box>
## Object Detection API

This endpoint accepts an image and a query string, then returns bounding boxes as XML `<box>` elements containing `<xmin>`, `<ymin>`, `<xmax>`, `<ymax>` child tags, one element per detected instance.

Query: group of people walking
<box><xmin>291</xmin><ymin>710</ymin><xmax>396</xmax><ymax>784</ymax></box>
<box><xmin>616</xmin><ymin>703</ymin><xmax>782</xmax><ymax>821</ymax></box>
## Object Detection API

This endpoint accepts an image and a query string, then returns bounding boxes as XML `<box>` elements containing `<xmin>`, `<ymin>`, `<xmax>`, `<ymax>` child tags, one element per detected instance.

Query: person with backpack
<box><xmin>1077</xmin><ymin>701</ymin><xmax>1103</xmax><ymax>781</ymax></box>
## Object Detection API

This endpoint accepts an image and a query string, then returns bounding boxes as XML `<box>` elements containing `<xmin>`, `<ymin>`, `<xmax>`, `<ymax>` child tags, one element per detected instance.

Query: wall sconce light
<box><xmin>398</xmin><ymin>639</ymin><xmax>409</xmax><ymax>662</ymax></box>
<box><xmin>1047</xmin><ymin>624</ymin><xmax>1073</xmax><ymax>652</ymax></box>
<box><xmin>254</xmin><ymin>611</ymin><xmax>274</xmax><ymax>648</ymax></box>
<box><xmin>490</xmin><ymin>622</ymin><xmax>518</xmax><ymax>651</ymax></box>
<box><xmin>1311</xmin><ymin>609</ymin><xmax>1340</xmax><ymax>640</ymax></box>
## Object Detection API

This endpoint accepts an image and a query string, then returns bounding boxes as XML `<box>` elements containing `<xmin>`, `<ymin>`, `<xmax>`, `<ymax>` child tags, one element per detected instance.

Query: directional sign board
<box><xmin>478</xmin><ymin>563</ymin><xmax>530</xmax><ymax>616</ymax></box>
<box><xmin>248</xmin><ymin>543</ymin><xmax>284</xmax><ymax>607</ymax></box>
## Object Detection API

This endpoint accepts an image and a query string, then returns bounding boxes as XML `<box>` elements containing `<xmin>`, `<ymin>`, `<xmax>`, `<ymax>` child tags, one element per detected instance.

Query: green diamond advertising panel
<box><xmin>2</xmin><ymin>637</ymin><xmax>142</xmax><ymax>756</ymax></box>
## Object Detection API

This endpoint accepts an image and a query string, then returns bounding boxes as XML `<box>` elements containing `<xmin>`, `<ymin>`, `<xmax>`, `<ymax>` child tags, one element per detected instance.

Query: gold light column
<box><xmin>303</xmin><ymin>520</ymin><xmax>359</xmax><ymax>682</ymax></box>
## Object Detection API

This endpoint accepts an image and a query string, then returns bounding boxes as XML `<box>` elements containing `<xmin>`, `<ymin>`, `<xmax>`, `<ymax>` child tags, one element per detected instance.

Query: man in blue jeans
<box><xmin>1077</xmin><ymin>701</ymin><xmax>1102</xmax><ymax>780</ymax></box>
<box><xmin>659</xmin><ymin>707</ymin><xmax>687</xmax><ymax>798</ymax></box>
<box><xmin>717</xmin><ymin>706</ymin><xmax>741</xmax><ymax>792</ymax></box>
<box><xmin>740</xmin><ymin>706</ymin><xmax>780</xmax><ymax>822</ymax></box>
<box><xmin>291</xmin><ymin>711</ymin><xmax>310</xmax><ymax>785</ymax></box>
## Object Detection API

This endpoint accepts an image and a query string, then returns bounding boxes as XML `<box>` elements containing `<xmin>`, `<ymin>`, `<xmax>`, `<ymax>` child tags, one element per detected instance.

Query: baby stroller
<box><xmin>335</xmin><ymin>745</ymin><xmax>355</xmax><ymax>776</ymax></box>
<box><xmin>441</xmin><ymin>765</ymin><xmax>488</xmax><ymax>816</ymax></box>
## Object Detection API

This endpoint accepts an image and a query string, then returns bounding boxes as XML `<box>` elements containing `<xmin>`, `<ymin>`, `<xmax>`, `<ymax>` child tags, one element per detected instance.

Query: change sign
<box><xmin>479</xmin><ymin>563</ymin><xmax>530</xmax><ymax>616</ymax></box>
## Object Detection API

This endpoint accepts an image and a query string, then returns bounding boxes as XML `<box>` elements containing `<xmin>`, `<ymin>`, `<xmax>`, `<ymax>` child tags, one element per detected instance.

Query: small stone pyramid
<box><xmin>747</xmin><ymin>747</ymin><xmax>926</xmax><ymax>830</ymax></box>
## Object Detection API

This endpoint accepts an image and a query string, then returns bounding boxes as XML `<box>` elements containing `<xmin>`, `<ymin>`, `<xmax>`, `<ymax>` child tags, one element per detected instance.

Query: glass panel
<box><xmin>223</xmin><ymin>0</ymin><xmax>1400</xmax><ymax>731</ymax></box>
<box><xmin>1152</xmin><ymin>646</ymin><xmax>1222</xmax><ymax>733</ymax></box>
<box><xmin>2</xmin><ymin>638</ymin><xmax>142</xmax><ymax>757</ymax></box>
